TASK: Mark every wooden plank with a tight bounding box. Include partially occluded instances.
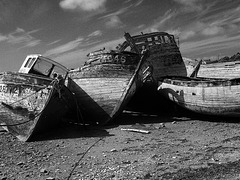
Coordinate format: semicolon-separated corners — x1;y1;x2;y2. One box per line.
121;128;150;134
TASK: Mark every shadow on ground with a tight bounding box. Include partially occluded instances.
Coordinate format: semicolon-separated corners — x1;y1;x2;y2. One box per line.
113;105;240;127
32;123;113;142
32;106;240;142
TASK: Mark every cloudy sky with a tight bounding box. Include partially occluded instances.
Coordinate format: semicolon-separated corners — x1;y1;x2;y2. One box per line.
0;0;239;71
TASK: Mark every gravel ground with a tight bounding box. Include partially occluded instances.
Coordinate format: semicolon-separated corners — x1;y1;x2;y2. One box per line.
1;110;240;180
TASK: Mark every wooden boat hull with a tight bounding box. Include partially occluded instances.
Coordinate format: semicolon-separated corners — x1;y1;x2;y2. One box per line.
148;43;187;81
115;32;188;113
119;32;188;83
158;76;240;117
0;72;77;141
197;61;240;79
67;53;149;125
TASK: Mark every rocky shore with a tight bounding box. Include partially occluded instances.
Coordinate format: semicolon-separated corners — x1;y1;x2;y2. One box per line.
1;111;240;180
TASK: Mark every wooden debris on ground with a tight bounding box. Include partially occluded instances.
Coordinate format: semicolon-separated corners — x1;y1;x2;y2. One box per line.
121;128;150;134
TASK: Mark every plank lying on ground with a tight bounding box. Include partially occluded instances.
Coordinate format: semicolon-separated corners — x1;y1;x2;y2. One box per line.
121;128;150;134
0;125;7;133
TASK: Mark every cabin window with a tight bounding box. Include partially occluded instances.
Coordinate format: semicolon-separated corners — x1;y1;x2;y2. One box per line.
164;36;171;43
24;57;37;68
51;66;67;79
24;58;32;67
32;59;53;76
159;36;165;43
28;58;36;68
147;38;152;42
153;36;161;44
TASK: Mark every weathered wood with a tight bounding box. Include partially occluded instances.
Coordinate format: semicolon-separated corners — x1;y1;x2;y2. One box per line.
68;49;149;125
0;56;78;141
190;60;202;78
68;31;189;124
121;128;150;134
197;61;240;79
158;76;240;117
119;32;188;83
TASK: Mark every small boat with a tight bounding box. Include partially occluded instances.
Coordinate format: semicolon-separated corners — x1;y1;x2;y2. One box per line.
0;55;79;141
158;76;240;117
67;32;151;125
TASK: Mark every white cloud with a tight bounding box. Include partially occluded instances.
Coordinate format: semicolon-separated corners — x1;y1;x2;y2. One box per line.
24;40;41;47
195;2;240;34
202;26;224;36
15;27;25;33
0;28;41;47
167;29;181;36
45;38;83;56
8;34;30;44
0;34;7;42
88;30;102;37
180;34;240;56
173;0;203;12
51;37;124;68
100;6;130;29
123;0;144;7
47;39;62;46
105;16;123;28
233;17;240;23
134;0;144;7
146;10;177;32
101;6;129;18
60;0;106;11
180;30;196;40
165;29;196;41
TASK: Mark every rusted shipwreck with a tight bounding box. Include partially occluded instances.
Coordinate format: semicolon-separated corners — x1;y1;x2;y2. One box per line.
158;76;240;117
0;55;78;141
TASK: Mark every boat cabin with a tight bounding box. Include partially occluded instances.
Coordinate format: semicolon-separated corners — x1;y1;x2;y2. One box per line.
119;32;177;53
18;54;69;80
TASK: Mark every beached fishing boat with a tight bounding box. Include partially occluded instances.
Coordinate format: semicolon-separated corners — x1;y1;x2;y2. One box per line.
184;53;240;79
196;61;240;79
0;55;78;141
118;31;188;83
67;32;151;125
118;31;192;113
158;76;240;117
